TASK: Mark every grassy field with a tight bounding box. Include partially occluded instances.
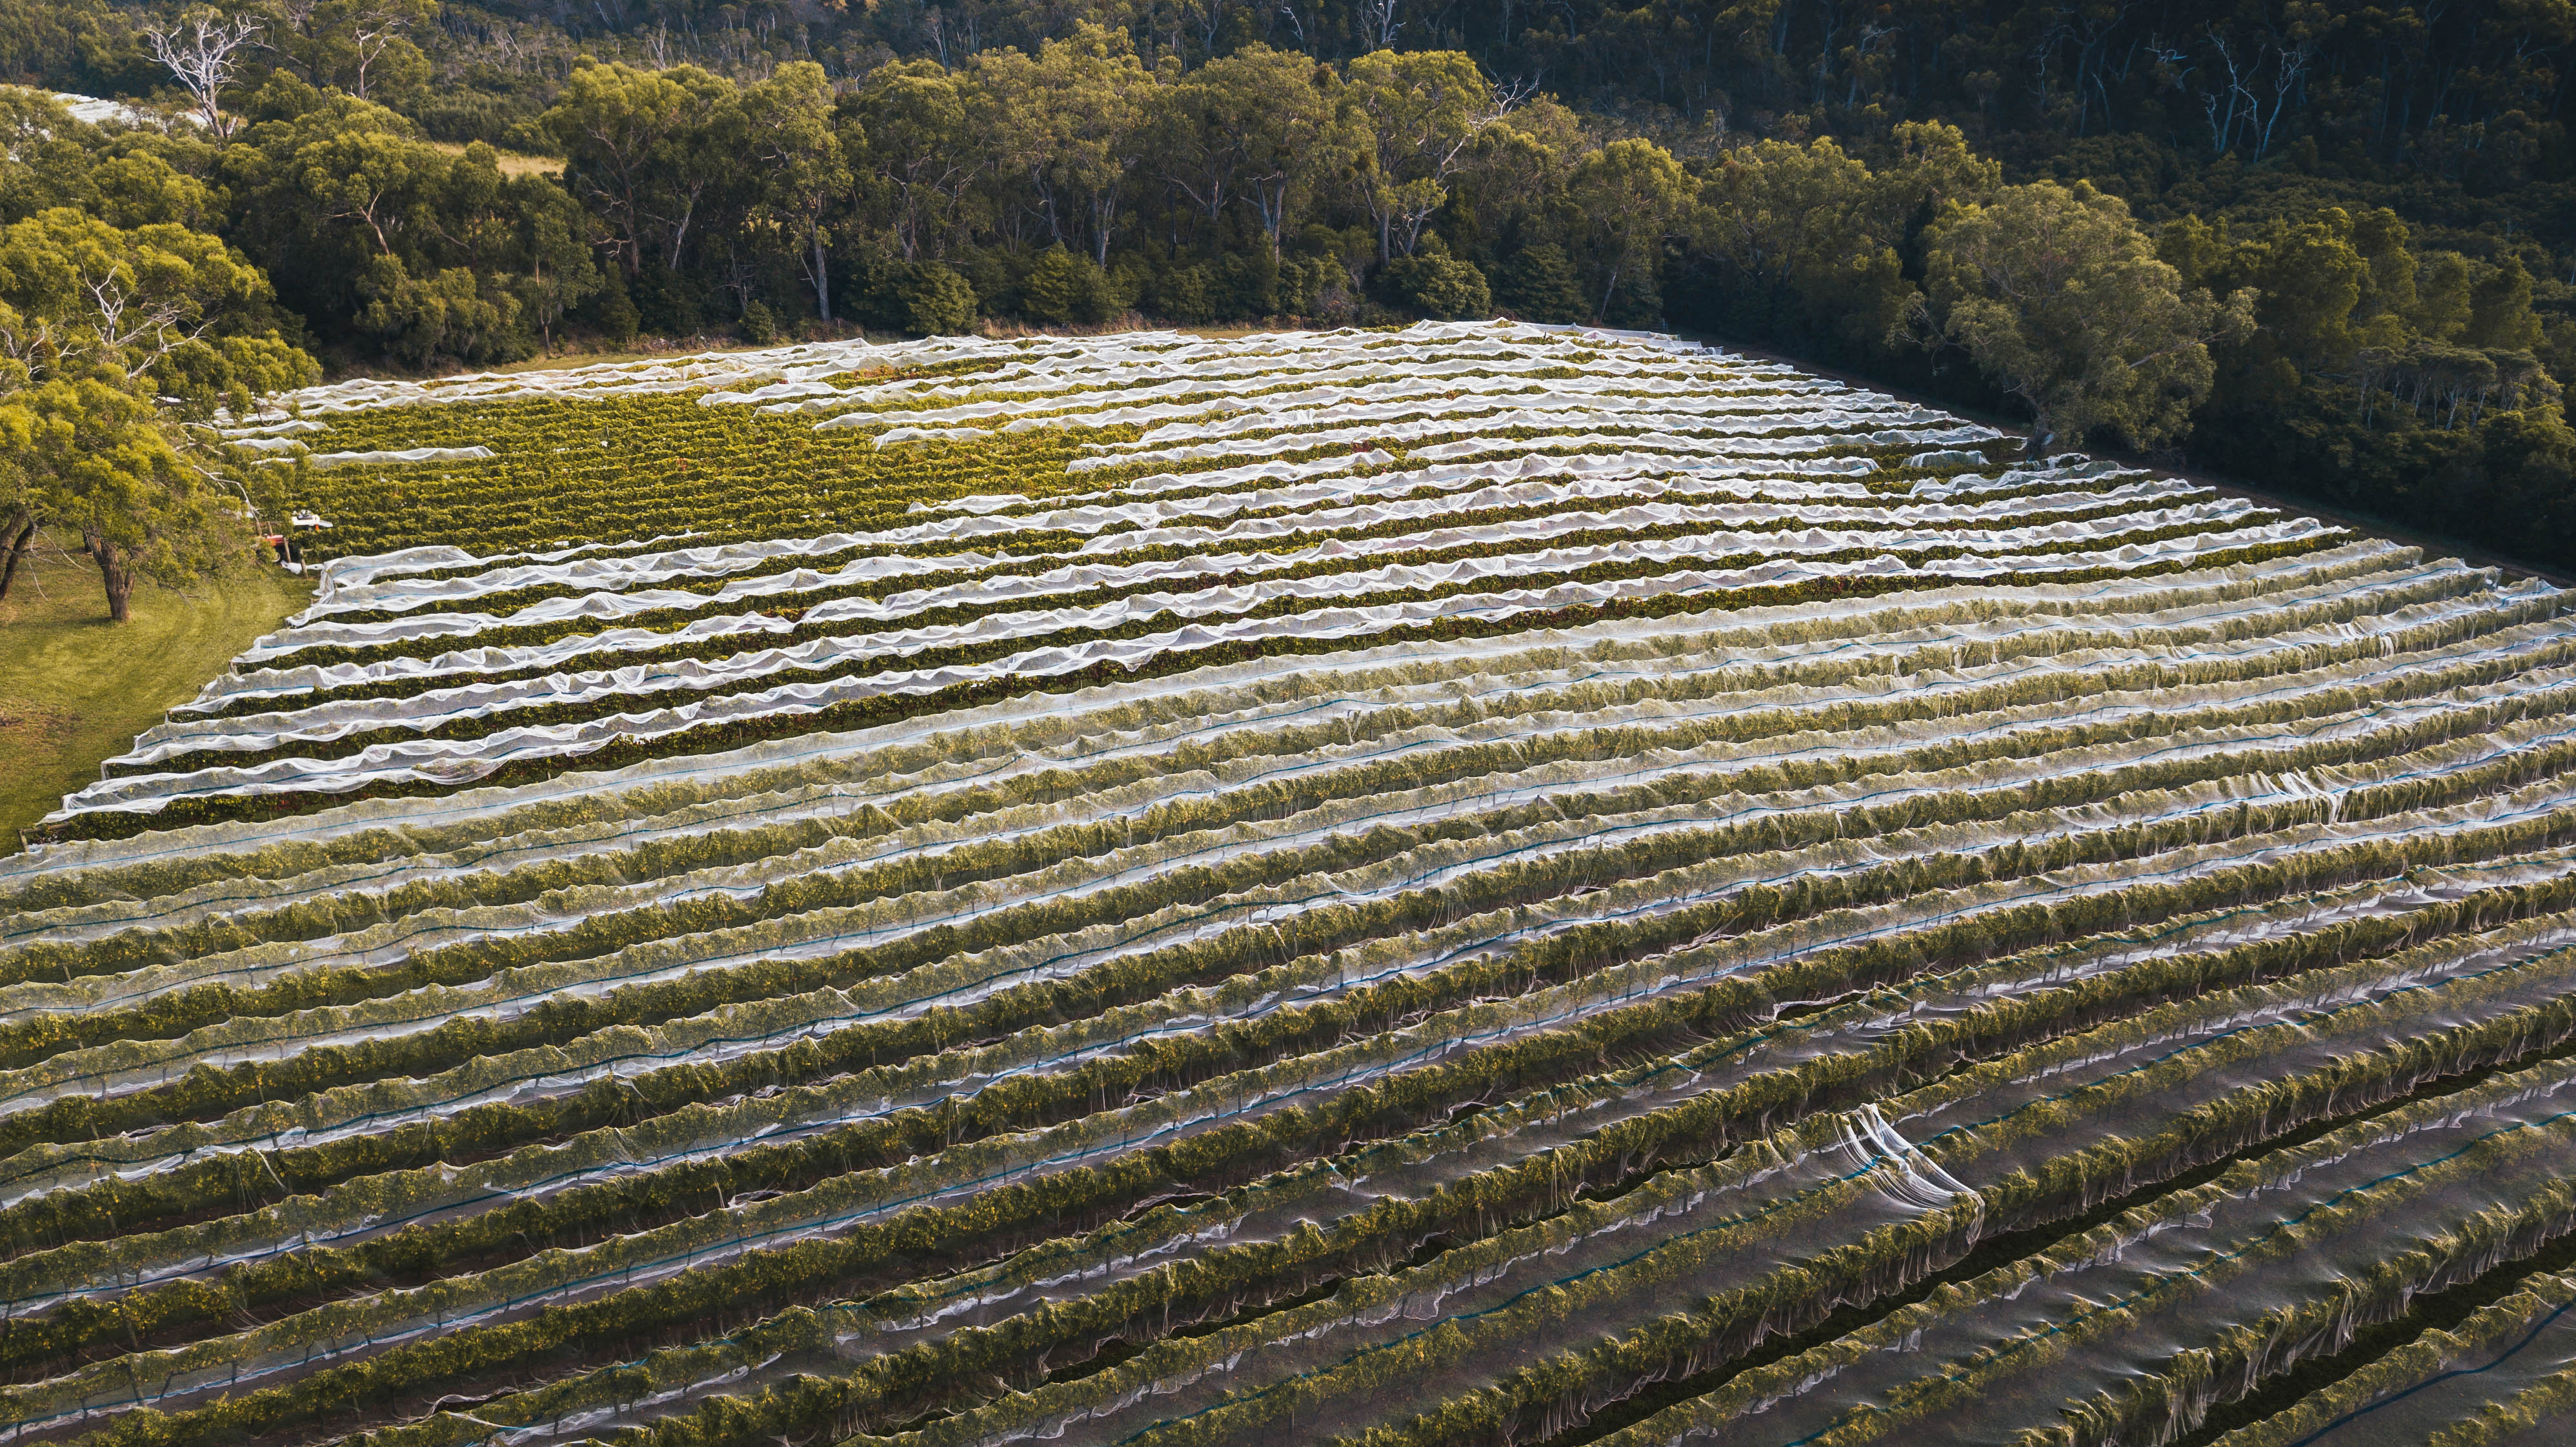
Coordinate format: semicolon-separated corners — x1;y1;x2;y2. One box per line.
0;540;312;852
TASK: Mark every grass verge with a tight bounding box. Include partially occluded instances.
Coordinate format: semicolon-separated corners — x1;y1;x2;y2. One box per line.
0;538;314;854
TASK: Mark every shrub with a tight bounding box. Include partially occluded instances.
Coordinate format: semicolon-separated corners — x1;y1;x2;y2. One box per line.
865;261;979;336
1020;247;1118;326
1374;239;1491;321
575;270;640;343
1151;263;1214;324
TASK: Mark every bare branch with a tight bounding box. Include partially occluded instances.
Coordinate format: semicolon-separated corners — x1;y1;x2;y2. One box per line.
1363;0;1402;50
140;10;263;137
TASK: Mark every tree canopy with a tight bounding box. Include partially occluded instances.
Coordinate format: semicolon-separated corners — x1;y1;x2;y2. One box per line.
0;200;314;619
1921;179;2255;458
0;0;2565;572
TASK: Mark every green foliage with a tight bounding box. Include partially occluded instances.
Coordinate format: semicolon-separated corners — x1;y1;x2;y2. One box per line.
738;61;848;322
2148;202;2572;558
217;88;597;366
255;0;435;107
532;59;738;283
1920;179;2254;456
1566;137;1693;325
1493;243;1586;323
10;0;2546;571
355;256;528;367
1373;236;1489;320
1154;43;1338;257
1680;121;2001;359
0;0;2566;572
579;267;639;342
864;258;978;336
969;24;1155;269
1017;245;1118;326
1343;49;1496;263
0;205;314;619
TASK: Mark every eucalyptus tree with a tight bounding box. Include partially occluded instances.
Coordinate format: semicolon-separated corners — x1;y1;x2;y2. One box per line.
845;59;978;263
1154;43;1340;257
535;60;741;279
1342;49;1498;262
1921;179;2254;458
972;23;1155;265
740;62;849;321
0;207;314;620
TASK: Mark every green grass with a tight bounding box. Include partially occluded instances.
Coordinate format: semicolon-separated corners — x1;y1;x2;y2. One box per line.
0;539;314;854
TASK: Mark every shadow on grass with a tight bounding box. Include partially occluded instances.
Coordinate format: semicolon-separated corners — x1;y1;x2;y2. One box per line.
0;539;314;855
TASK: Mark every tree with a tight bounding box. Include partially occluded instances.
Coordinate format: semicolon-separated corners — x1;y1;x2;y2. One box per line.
864;260;976;335
140;8;263;139
1449;94;1584;257
2160;208;2369;414
2391;253;2471;351
1565;137;1692;324
973;25;1153;265
355;256;523;365
0;210;314;620
1154;43;1337;258
86;152;221;232
34;369;219;623
0;209;282;392
221;88;589;365
1870;121;2002;228
1493;243;1585;323
510;183;601;354
1697;136;1872;336
1373;236;1488;319
740;63;849;321
288;121;434;256
0;400;36;603
1920;179;2255;458
1342;50;1498;262
846;61;976;263
2466;256;2544;352
1020;245;1122;325
259;0;436;101
1670;121;1997;356
220;87;432;305
536;61;740;279
0;90;105;223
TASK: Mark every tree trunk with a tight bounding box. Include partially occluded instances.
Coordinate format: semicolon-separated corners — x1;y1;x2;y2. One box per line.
811;223;832;322
86;534;134;623
0;514;34;603
2026;420;2055;461
101;562;133;622
667;189;700;272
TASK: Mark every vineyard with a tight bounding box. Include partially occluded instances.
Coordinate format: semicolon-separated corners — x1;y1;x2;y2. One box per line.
8;318;2576;1447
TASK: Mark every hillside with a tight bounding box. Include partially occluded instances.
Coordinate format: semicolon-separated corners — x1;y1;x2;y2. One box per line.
8;324;2576;1447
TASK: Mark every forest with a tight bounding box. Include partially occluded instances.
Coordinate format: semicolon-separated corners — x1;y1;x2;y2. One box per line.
0;0;2571;592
